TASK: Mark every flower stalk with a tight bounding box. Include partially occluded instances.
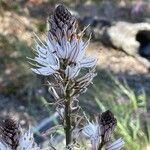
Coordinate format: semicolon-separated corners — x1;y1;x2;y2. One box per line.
27;4;124;150
0;3;125;150
98;137;105;150
63;78;72;145
65;95;71;145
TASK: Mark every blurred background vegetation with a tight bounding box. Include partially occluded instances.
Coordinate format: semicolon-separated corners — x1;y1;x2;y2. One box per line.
0;0;150;149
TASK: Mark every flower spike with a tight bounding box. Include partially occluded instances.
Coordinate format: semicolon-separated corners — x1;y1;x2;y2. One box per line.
0;118;40;150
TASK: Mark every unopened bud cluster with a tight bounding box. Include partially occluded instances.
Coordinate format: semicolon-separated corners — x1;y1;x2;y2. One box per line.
0;118;40;150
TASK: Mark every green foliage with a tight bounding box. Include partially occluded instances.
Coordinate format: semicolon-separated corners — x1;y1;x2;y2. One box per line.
34;22;46;33
92;72;150;150
0;34;40;96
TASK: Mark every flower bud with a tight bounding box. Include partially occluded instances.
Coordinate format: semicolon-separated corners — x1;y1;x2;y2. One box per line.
0;118;21;149
99;110;117;142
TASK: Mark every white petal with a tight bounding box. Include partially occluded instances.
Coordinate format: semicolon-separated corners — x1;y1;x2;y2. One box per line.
81;37;90;51
0;141;11;150
61;37;68;59
31;65;58;76
29;38;60;76
55;44;64;58
34;45;59;66
82;122;101;150
106;138;125;150
47;32;58;52
75;40;86;62
64;41;71;59
65;65;80;79
36;43;47;58
33;33;46;48
47;39;55;53
82;122;100;139
69;37;84;62
46;52;59;65
59;37;71;59
76;37;90;62
70;36;78;48
69;42;80;62
91;138;100;150
80;57;97;68
34;57;48;66
17;130;40;150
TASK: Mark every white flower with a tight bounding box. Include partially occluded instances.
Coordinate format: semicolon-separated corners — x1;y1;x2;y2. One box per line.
29;32;96;78
69;36;97;68
0;129;40;150
105;138;124;150
82;122;101;150
0;140;11;150
28;34;60;76
80;57;97;68
82;122;100;139
62;36;96;68
48;32;97;69
65;65;80;79
17;129;40;150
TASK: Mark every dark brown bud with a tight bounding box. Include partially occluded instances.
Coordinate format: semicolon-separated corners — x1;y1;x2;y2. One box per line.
0;118;21;149
49;4;78;41
100;110;117;127
99;110;117;142
54;5;72;26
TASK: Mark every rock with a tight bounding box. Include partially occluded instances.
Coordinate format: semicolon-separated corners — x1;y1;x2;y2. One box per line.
141;44;150;59
136;30;150;59
80;17;150;69
101;21;150;69
106;22;150;55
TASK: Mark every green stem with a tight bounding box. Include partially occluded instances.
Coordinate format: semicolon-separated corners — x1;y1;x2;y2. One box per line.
98;137;104;150
65;95;71;146
98;143;103;150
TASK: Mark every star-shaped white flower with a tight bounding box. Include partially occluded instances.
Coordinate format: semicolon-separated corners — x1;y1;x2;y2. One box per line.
48;32;97;69
17;129;40;150
0;128;40;150
82;122;101;150
105;138;124;150
28;34;60;76
0;141;11;150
